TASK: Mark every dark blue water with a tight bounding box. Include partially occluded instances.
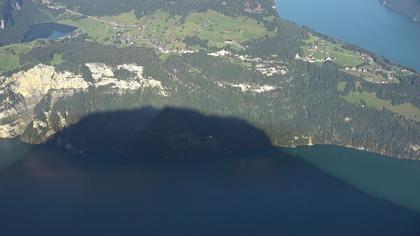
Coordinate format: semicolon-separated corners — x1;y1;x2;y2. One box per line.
2;3;420;234
23;22;76;42
0;140;420;235
276;0;420;71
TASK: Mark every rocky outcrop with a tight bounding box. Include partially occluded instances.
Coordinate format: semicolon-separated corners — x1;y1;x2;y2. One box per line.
86;63;167;95
0;63;167;140
0;64;88;138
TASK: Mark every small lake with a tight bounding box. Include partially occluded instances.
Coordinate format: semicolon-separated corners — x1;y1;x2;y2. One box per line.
276;0;420;71
22;22;76;42
1;139;420;235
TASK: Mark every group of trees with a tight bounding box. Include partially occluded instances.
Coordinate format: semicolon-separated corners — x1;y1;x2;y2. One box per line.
246;19;308;60
45;0;275;17
17;32;420;159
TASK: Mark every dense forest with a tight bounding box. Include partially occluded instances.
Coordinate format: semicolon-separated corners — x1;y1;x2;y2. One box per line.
0;0;419;159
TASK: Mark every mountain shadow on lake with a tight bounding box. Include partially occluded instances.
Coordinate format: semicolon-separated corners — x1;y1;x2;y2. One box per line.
2;139;420;235
2;108;420;235
44;107;272;159
22;22;76;42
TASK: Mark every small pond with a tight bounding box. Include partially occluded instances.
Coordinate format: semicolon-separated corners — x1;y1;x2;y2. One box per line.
22;22;76;42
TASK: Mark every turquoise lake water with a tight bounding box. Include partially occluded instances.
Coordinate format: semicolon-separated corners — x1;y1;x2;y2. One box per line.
0;140;419;235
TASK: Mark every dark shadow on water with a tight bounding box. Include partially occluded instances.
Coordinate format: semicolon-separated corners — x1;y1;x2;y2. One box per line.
0;107;420;236
43;106;272;160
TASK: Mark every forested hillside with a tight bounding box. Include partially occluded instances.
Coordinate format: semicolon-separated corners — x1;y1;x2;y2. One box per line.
0;0;49;45
0;0;419;159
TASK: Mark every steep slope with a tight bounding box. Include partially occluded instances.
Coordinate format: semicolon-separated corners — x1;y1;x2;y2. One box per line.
0;0;49;45
0;0;419;159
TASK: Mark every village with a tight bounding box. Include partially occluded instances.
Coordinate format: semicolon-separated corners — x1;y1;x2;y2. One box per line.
42;0;274;53
208;49;289;77
296;35;406;84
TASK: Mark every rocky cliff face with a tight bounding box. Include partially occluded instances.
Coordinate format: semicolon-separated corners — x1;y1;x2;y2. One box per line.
0;63;168;143
1;61;419;160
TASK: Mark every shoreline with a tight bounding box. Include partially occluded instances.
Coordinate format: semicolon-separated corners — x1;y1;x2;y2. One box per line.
379;0;420;24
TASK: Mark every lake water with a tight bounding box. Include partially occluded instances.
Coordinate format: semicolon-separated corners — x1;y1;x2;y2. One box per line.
276;0;420;71
0;139;420;235
1;2;420;234
22;22;76;42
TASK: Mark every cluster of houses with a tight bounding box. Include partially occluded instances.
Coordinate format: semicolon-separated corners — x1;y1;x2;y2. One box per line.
344;53;401;84
295;42;336;64
295;53;334;64
209;49;289;77
345;66;368;73
157;46;196;55
295;39;402;84
349;52;400;83
244;0;264;13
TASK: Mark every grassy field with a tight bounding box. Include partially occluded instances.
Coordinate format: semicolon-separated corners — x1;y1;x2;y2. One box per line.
390;104;420;122
0;42;39;74
337;82;347;92
302;35;364;68
101;10;139;25
59;18;118;44
185;10;270;46
61;10;271;50
344;70;386;83
333;49;364;68
263;15;276;22
343;91;420;121
137;9;271;49
0;47;19;73
343;91;392;108
50;53;64;65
